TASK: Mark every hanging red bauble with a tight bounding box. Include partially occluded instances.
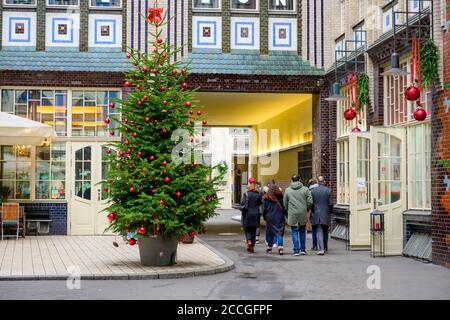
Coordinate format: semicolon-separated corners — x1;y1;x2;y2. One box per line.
176;191;182;199
136;84;142;90
153;48;158;53
108;103;115;109
189;110;194;115
137;101;143;106
137;151;142;157
130;187;135;193
162;100;168;106
159;61;164;66
181;82;188;89
103;187;108;192
123;118;129;124
131;163;136;169
151;189;157;194
172;69;177;75
414;107;427;121
128;238;136;246
125;128;129;132
197;111;202;115
159;199;165;205
351;127;361;133
160;85;166;91
202;120;207;126
152;68;158;74
132;132;138;137
162;53;167;59
106;149;111;154
157;37;163;44
107;212;116;221
104;118;110;124
138;227;146;235
142;66;148;73
185;101;192;107
145;117;150;123
181;68;186;75
405;85;421;101
124;140;129;145
118;150;124;156
109;131;115;136
127;148;132;154
190;136;194;143
192;162;197;167
143;95;148;101
164;177;171;183
343;108;357;121
124;81;131;87
162;128;167;134
162;160;168;166
149;155;155;161
126;52;131;59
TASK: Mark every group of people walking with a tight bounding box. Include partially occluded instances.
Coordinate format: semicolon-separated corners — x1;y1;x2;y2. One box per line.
239;174;333;256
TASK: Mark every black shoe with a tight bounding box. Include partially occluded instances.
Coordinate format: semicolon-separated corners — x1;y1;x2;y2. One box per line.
311;247;318;251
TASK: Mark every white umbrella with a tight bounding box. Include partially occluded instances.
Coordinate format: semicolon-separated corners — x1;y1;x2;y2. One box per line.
0;112;56;145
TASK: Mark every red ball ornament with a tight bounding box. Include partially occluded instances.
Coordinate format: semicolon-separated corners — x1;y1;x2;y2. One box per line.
159;61;164;66
160;85;166;91
106;149;111;154
138;227;146;235
153;48;158;53
137;101;143;106
181;68;186;75
136;84;142;90
181;82;188;89
343;108;357;121
108;103;115;109
151;189;157;194
107;212;116;222
145;117;150;123
162;100;168;106
157;37;163;44
132;132;138;137
185;101;192;107
172;69;178;75
162;53;167;59
414;107;427;121
142;66;148;72
164;177;171;183
126;52;131;59
104;118;110;124
176;191;182;199
143;95;149;101
131;163;136;169
189;111;194;115
118;150;124;157
192;162;197;167
162;160;168;166
152;68;158;74
123;118;129;124
124;128;129;132
128;238;136;246
109;131;115;136
127;148;132;154
137;151;142;157
130;187;135;193
162;128;167;134
202;120;207;126
124;140;129;145
405;85;421;101
197;111;202;115
124;81;131;87
159;199;165;205
149;155;155;161
103;187;109;192
351;127;361;133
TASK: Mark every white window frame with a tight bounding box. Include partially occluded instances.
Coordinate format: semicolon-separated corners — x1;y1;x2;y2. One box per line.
353;23;366;49
409;0;430;12
46;0;80;8
337;84;367;138
268;0;296;14
0;145;33;200
230;0;259;12
382;2;399;33
3;0;36;7
35;142;67;200
337;139;350;205
192;0;221;12
89;0;122;9
335;37;345;60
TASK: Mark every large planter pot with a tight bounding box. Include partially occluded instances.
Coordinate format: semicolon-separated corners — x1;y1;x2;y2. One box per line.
137;235;178;266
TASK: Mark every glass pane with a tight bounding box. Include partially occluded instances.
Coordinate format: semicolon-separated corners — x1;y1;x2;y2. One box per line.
392;158;401;181
378;182;389;205
51;162;65;180
16;162;30;180
391;181;401;203
96;91;107;106
1;90;14;113
91;0;121;7
36;146;51;161
83;162;91;180
378;159;389;181
36;161;50;180
269;0;294;10
51;143;66;161
15;90;27;103
36;180;50;199
5;0;36;3
1;146;14;161
83;146;91;161
75;161;83;180
75;181;82;198
0;162;15;179
16;181;30;199
231;0;257;10
0;181;14;199
82;181;92;200
51;181;65;199
391;136;401;157
48;0;79;5
75;149;83;161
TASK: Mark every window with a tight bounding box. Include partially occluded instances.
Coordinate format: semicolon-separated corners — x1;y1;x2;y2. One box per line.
353;24;366;49
74;146;92;201
335;37;345;60
231;0;258;11
384;58;432;126
4;0;35;5
409;0;430;12
0;146;31;199
1;89;68;136
47;0;79;6
71;90;120;137
337;85;367;138
377;132;402;205
357;137;370;205
298;144;312;184
407;124;431;209
193;0;220;10
90;0;121;8
36;143;66;200
269;0;295;12
337;140;349;204
383;2;399;33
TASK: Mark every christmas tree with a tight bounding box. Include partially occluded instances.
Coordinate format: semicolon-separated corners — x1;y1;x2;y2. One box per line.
102;4;227;246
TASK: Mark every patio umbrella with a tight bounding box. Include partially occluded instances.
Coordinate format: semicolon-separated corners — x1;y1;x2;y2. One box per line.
0;112;56;145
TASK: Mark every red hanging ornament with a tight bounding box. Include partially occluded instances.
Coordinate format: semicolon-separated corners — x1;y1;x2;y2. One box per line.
351;127;361;133
164;177;171;184
197;111;202;115
124;81;131;87
343;108;356;121
185;101;192;107
132;132;138;137
127;148;132;154
159;199;165;206
189;110;194;115
109;131;115;136
108;103;115;109
405;37;421;102
138;227;146;235
162;53;167;59
143;95;149;101
160;85;166;91
405;85;420;101
136;84;142;90
137;101;143;106
162;160;168;166
118;150;124;157
130;187;135;193
107;212;116;221
176;191;182;199
126;52;131;59
131;163;136;169
162;100;168;106
104;118;110;124
414;107;427;121
123;118;129;124
103;187;108;192
124;140;129;145
171;69;178;75
106;149;111;155
137;151;142;157
181;68;186;75
181;82;188;89
149;155;155;161
162;128;167;134
148;7;163;25
128;238;136;246
202;120;207;126
145;117;150;123
142;66;148;73
152;68;158;74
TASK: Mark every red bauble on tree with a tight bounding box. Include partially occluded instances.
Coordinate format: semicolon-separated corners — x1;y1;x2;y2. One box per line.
405;85;421;101
162;128;167;134
159;199;165;206
143;95;148;101
142;66;148;73
124;81;131;87
124;140;129;145
157;37;163;44
108;103;115;109
176;191;182;199
123;118;129;124
137;151;142;157
137;101;143;106
197;111;202;115
107;212;117;222
351;127;361;133
130;187;135;193
126;52;131;59
128;238;137;246
104;187;109;192
414;107;427;121
164;177;171;184
104;118;110;124
162;160;168;166
160;85;166;92
181;68;186;75
202;120;207;126
132;132;138;137
162;100;168;106
118;150;124;157
145;117;150;123
185;101;192;107
138;226;146;235
149;155;155;161
172;69;178;75
106;149;111;155
181;82;188;89
136;84;142;90
343;108;357;121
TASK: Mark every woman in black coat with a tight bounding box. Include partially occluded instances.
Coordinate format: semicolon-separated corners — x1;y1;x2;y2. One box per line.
263;185;286;255
240;183;262;253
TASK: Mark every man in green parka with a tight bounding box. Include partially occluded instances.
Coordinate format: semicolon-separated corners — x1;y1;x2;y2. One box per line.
283;174;313;256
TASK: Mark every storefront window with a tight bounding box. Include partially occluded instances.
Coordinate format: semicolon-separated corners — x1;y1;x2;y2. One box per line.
269;0;295;11
193;0;220;10
47;0;79;6
384;58;432;126
231;0;258;10
1;89;68;136
337;85;367;138
90;0;121;7
407;124;431;209
337;140;349;204
377;133;402;205
4;0;35;5
72;90;120;137
357;137;370;205
36;143;66;200
0;146;31;199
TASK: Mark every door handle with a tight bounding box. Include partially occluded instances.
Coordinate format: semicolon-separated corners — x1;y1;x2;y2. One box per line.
97;189;101;201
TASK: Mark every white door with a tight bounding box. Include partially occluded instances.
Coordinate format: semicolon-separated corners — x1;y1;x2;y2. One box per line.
370;126;406;255
70;142;111;235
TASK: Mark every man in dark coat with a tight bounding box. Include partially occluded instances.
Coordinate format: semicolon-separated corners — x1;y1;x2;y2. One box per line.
310;176;333;255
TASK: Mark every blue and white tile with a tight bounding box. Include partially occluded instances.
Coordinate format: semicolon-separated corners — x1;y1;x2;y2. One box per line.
2;11;36;47
46;13;80;47
192;16;222;49
88;14;122;48
269;18;297;51
231;17;259;50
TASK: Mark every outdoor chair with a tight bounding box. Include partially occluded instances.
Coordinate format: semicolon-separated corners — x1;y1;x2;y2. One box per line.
1;203;20;240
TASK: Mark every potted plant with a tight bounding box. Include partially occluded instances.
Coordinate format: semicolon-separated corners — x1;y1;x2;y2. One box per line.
102;4;226;266
0;186;10;204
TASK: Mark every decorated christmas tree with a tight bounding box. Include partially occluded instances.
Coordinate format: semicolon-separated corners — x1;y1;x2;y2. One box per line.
102;4;226;247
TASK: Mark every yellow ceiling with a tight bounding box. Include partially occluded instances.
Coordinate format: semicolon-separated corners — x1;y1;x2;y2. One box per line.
195;92;313;126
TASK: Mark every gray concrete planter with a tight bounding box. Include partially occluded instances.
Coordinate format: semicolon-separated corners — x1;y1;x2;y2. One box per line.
138;235;178;266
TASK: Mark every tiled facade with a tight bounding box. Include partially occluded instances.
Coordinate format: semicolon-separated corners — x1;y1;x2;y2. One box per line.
21;202;68;235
